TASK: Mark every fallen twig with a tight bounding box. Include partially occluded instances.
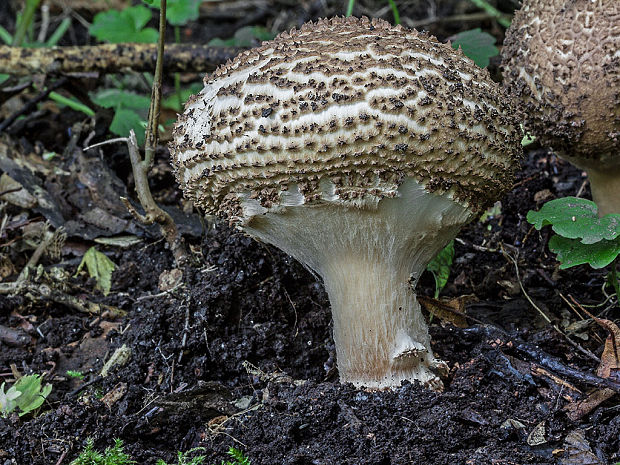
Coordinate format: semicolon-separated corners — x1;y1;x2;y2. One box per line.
463;324;620;393
0;77;67;132
0;43;243;76
501;244;601;364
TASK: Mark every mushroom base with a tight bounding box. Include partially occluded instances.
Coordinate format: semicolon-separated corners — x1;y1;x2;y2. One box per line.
242;179;473;389
586;166;620;217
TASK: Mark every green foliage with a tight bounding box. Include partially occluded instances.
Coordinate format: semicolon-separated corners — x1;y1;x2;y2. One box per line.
71;439;134;465
208;26;275;48
92;89;152;145
547;235;620;270
156;447;207;465
0;375;52;418
66;370;85;380
162;82;203;112
155;447;250;465
450;28;498;68
147;0;201;26
527;197;620;299
527;198;620;246
76;247;117;296
224;447;250;465
426;241;455;298
90;5;158;43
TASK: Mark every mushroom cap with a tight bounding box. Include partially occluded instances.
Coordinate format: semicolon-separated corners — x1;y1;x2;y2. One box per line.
501;0;620;169
171;16;520;221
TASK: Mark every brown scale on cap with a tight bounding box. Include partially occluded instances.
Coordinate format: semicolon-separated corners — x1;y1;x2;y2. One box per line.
170;17;520;389
502;0;620;215
171;16;519;220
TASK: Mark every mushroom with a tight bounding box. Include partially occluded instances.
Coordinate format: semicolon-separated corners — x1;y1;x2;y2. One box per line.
170;17;521;389
501;0;620;216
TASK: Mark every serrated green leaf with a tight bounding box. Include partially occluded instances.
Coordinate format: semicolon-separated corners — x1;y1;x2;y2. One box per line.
90;6;158;43
76;247;117;296
110;108;147;146
527;197;620;244
549;235;620;269
12;375;52;416
426;240;455;298
147;0;201;26
450;28;498;68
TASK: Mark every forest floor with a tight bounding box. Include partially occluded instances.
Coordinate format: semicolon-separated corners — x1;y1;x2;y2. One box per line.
0;1;618;464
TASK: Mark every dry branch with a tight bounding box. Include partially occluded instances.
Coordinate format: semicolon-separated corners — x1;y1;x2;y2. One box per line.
0;43;243;76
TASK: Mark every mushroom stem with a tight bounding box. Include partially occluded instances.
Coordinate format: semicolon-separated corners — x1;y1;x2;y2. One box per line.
586;166;620;216
243;179;472;388
322;253;437;388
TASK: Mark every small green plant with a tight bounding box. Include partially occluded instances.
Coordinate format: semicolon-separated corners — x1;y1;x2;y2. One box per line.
156;447;207;465
75;247;117;296
208;26;275;48
66;370;85;380
426;240;455;298
527;197;620;299
450;28;499;68
155;447;250;465
90;5;158;43
71;439;134;465
0;374;52;418
221;448;251;465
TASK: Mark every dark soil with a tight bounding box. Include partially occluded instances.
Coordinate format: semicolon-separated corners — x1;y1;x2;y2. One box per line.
0;1;618;465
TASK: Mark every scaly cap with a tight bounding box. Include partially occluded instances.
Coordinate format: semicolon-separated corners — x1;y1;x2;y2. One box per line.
502;0;620;169
171;17;520;221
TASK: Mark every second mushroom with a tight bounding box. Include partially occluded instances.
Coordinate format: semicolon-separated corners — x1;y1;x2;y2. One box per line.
171;17;521;389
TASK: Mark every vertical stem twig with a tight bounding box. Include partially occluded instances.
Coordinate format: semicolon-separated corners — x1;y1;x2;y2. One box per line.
124;0;188;266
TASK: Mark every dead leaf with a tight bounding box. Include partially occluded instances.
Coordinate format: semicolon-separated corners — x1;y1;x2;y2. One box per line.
593;318;620;380
0;173;36;208
418;295;475;328
564;388;615;422
527;420;546;446
159;268;183;292
101;382;128;408
560;429;604;465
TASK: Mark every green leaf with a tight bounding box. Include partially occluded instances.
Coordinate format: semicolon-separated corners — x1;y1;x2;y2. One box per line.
76;247;117;296
426;240;455;298
12;375;52;416
450;28;499;68
162;82;203;111
45;17;71;46
90;6;158;43
0;25;13;45
147;0;201;26
549;235;620;269
209;26;275;48
527;197;620;244
92;89;151;110
110;109;147;145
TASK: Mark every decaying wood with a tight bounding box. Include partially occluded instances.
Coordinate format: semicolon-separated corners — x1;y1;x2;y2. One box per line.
0;43;243;76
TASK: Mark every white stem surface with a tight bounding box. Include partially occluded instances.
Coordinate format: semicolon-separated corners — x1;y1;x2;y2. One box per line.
242;179;473;388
